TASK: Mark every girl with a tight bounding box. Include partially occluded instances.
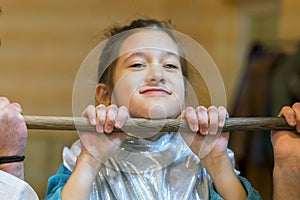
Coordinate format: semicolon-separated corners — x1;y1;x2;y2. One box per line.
46;19;260;200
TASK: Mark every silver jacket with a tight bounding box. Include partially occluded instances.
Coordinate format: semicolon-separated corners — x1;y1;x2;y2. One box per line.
63;133;238;200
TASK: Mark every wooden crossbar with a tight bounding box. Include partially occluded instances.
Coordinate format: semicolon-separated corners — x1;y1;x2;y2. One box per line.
24;116;296;133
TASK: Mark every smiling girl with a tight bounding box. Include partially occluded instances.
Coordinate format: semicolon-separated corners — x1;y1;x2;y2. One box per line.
45;19;261;200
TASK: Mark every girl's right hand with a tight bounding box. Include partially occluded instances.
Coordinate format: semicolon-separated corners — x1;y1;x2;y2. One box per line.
62;104;129;199
78;104;129;168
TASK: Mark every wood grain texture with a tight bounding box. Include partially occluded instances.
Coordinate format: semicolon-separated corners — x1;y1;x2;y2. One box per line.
24;115;296;132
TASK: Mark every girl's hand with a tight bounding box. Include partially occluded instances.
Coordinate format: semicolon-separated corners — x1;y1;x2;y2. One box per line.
62;104;129;199
78;104;129;168
179;106;247;199
179;106;229;160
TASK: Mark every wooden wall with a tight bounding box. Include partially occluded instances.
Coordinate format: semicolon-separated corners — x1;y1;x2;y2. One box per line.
280;0;300;40
1;0;298;198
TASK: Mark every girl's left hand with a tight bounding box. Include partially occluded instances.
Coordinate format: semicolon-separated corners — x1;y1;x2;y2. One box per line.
179;106;247;200
178;106;229;160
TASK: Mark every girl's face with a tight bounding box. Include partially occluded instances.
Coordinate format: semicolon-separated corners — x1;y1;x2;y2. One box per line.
111;30;185;119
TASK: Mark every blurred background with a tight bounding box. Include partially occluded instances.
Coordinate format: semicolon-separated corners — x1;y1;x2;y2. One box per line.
1;0;299;199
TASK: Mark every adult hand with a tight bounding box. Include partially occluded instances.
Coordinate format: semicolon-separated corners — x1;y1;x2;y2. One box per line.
271;103;300;200
271;103;300;166
0;97;27;157
0;97;27;179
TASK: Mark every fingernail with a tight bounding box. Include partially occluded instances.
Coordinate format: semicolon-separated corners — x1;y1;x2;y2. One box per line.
106;125;112;133
115;121;122;129
219;120;225;127
201;128;208;135
97;126;103;133
192;124;198;132
290;117;296;125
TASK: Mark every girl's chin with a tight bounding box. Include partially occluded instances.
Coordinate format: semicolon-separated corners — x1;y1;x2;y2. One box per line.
127;100;182;119
130;109;180;119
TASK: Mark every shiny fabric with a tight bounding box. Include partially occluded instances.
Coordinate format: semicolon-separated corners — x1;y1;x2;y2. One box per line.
63;132;239;200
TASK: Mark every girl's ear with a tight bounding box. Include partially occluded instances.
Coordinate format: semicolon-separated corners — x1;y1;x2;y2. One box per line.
95;83;111;106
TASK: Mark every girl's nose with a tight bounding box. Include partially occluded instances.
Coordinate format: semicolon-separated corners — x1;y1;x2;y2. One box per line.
145;64;166;85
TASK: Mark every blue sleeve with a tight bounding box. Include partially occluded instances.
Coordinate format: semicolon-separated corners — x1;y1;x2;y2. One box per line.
44;164;72;200
209;176;262;200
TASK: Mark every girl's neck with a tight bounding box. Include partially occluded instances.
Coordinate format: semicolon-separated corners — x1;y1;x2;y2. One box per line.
121;132;177;152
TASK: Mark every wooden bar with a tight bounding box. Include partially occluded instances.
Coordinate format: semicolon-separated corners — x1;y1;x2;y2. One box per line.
24;115;297;133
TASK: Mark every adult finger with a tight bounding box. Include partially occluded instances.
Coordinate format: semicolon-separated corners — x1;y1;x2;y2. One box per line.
0;97;10;109
279;106;296;127
9;102;23;114
292;103;300;133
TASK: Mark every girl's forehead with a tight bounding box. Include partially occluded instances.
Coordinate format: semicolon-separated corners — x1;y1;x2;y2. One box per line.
119;30;179;56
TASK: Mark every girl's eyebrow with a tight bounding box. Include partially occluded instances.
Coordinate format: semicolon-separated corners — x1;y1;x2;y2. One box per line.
123;52;147;63
123;50;179;63
162;51;180;59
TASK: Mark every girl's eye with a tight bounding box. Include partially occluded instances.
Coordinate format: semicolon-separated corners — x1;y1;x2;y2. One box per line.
129;63;145;68
164;64;178;69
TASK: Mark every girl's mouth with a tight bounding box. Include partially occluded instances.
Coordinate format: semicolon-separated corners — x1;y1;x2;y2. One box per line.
139;87;171;95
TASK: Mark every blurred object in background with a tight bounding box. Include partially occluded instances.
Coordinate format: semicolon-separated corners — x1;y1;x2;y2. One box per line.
229;39;299;200
230;41;277;200
271;41;300;116
228;1;300;198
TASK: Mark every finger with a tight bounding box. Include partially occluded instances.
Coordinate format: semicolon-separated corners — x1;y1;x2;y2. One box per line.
82;105;97;125
177;110;185;119
279;106;296;126
207;106;218;135
292;103;300;132
196;106;208;135
7;103;24;122
0;97;10;109
9;102;22;113
185;107;198;132
115;106;129;129
104;105;118;133
96;104;106;133
218;106;228;128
